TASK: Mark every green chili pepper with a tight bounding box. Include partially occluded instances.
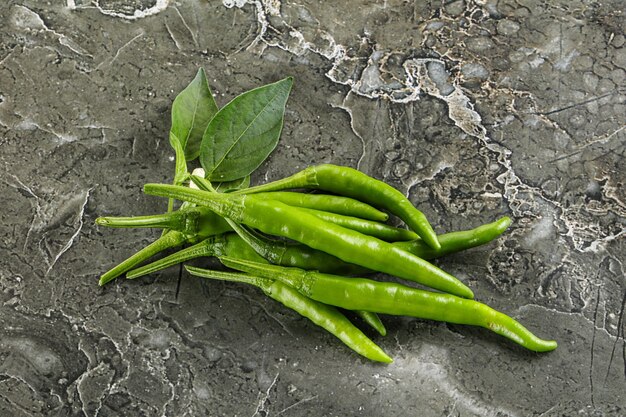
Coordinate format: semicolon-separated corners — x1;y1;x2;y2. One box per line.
187;174;405;242
248;191;388;222
298;208;418;242
186;266;392;362
143;184;474;298
229;218;512;277
224;222;365;275
217;257;558;353
231;164;441;250
395;216;512;259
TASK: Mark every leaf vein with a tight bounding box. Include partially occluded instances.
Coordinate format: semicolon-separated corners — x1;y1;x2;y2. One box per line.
207;86;285;178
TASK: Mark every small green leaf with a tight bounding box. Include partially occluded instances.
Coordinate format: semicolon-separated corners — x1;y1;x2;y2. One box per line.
171;68;219;161
200;77;293;182
213;175;251;193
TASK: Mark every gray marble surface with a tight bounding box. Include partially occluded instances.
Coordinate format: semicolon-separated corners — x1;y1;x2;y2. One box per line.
1;1;625;416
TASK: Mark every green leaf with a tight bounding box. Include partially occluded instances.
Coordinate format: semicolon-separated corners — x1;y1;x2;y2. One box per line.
170;68;219;161
200;77;293;182
213;175;251;193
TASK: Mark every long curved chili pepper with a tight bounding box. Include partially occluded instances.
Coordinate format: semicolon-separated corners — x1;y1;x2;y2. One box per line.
185;266;392;363
217;257;558;353
143;184;474;298
249;191;388;222
185;175;402;242
231;164;441;250
394;216;512;259
188;174;387;224
299;208;418;241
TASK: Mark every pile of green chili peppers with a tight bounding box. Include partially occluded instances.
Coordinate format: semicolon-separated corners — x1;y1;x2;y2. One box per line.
96;164;557;363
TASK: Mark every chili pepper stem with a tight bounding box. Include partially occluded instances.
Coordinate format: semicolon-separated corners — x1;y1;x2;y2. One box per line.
226;220;283;263
98;230;188;286
185;265;273;292
126;236;220;279
127;233;270;279
231;166;318;195
96;213;180;229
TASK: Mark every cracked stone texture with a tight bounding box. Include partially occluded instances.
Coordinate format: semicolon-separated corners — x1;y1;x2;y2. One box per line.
0;0;624;415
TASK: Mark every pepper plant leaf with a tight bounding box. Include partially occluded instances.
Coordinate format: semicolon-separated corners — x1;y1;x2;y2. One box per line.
200;77;293;182
170;68;218;161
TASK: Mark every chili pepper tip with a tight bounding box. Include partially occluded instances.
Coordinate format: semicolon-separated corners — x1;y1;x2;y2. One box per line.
497;216;512;232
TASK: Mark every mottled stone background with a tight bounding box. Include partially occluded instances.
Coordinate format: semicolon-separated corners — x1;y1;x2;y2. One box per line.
1;1;624;416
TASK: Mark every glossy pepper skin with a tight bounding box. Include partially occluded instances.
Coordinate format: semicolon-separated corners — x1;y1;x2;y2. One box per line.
298;208;418;242
185;266;392;363
249;191;388;222
231;164;441;250
143;183;474;299
219;257;558;353
355;311;387;336
395;216;512;259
